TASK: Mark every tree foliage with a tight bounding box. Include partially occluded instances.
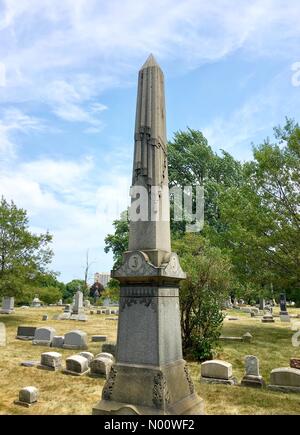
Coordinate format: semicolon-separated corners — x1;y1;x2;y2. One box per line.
173;234;232;361
0;197;53;297
216;120;300;301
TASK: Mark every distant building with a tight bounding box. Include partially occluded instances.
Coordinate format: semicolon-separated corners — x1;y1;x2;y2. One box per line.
94;272;111;288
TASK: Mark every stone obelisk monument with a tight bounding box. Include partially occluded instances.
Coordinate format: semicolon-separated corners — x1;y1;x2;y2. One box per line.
93;54;204;415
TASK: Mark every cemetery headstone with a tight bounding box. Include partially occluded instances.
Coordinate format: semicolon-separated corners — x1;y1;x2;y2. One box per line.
39;352;62;371
32;327;56;346
200;360;237;385
14;386;38;407
20;361;39;368
0;296;15;314
279;293;290;322
64;354;90;376
63;330;88;350
92;335;107;342
241;355;265;388
90;356;113;378
52;336;64;348
261;313;275;323
72;291;84;315
268;368;300;393
16;326;37;340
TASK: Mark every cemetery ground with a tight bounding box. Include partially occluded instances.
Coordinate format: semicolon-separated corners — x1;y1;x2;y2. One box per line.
1;307;300;415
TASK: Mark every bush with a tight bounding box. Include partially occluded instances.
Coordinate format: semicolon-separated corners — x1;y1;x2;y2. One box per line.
173;234;232;361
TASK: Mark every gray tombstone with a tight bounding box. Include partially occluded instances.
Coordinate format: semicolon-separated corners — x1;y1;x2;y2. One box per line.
15;386;38;407
0;296;14;314
90;356;113;378
72;291;84;315
241;355;265;388
39;352;62;371
63;330;88;350
32;327;56;346
64;354;90;376
52;336;64;348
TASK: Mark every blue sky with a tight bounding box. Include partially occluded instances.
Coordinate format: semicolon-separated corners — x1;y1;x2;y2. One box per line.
0;0;299;283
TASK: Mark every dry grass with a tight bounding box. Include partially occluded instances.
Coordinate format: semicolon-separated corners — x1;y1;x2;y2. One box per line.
1;306;300;415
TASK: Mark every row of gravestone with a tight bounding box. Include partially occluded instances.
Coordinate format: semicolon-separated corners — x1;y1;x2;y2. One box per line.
0;294;94;315
15;352;114;408
16;326;109;349
200;357;300;393
31;350;115;377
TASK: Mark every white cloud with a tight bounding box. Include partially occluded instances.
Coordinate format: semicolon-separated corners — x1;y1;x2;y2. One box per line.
203;68;300;160
0;108;42;158
43;78;107;128
0;151;130;281
0;62;6;86
1;0;299;104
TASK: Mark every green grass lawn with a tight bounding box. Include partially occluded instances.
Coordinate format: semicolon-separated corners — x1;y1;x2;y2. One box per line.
1;306;300;414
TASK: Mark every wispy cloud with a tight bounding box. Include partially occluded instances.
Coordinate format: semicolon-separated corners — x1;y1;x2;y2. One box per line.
203;68;300;160
0;108;42;158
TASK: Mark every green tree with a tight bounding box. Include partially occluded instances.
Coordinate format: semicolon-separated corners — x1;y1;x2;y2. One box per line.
0;197;53;297
217;119;300;302
64;279;87;302
104;211;129;268
173;234;232;361
168;128;242;233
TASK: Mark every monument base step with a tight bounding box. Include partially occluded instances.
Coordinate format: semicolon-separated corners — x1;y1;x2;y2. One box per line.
241;375;265;388
92;394;205;415
63;368;90;377
200;376;237;385
267;384;300;394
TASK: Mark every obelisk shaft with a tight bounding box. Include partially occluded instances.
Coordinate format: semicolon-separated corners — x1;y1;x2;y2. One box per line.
129;54;171;265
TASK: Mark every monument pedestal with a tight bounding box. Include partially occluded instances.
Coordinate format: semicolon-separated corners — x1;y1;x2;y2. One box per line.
92;360;204;415
92;251;204;415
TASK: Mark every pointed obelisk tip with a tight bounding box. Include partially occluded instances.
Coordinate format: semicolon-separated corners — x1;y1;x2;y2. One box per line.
141;53;159;69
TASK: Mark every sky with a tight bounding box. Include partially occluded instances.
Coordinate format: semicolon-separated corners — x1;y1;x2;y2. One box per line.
0;0;299;283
